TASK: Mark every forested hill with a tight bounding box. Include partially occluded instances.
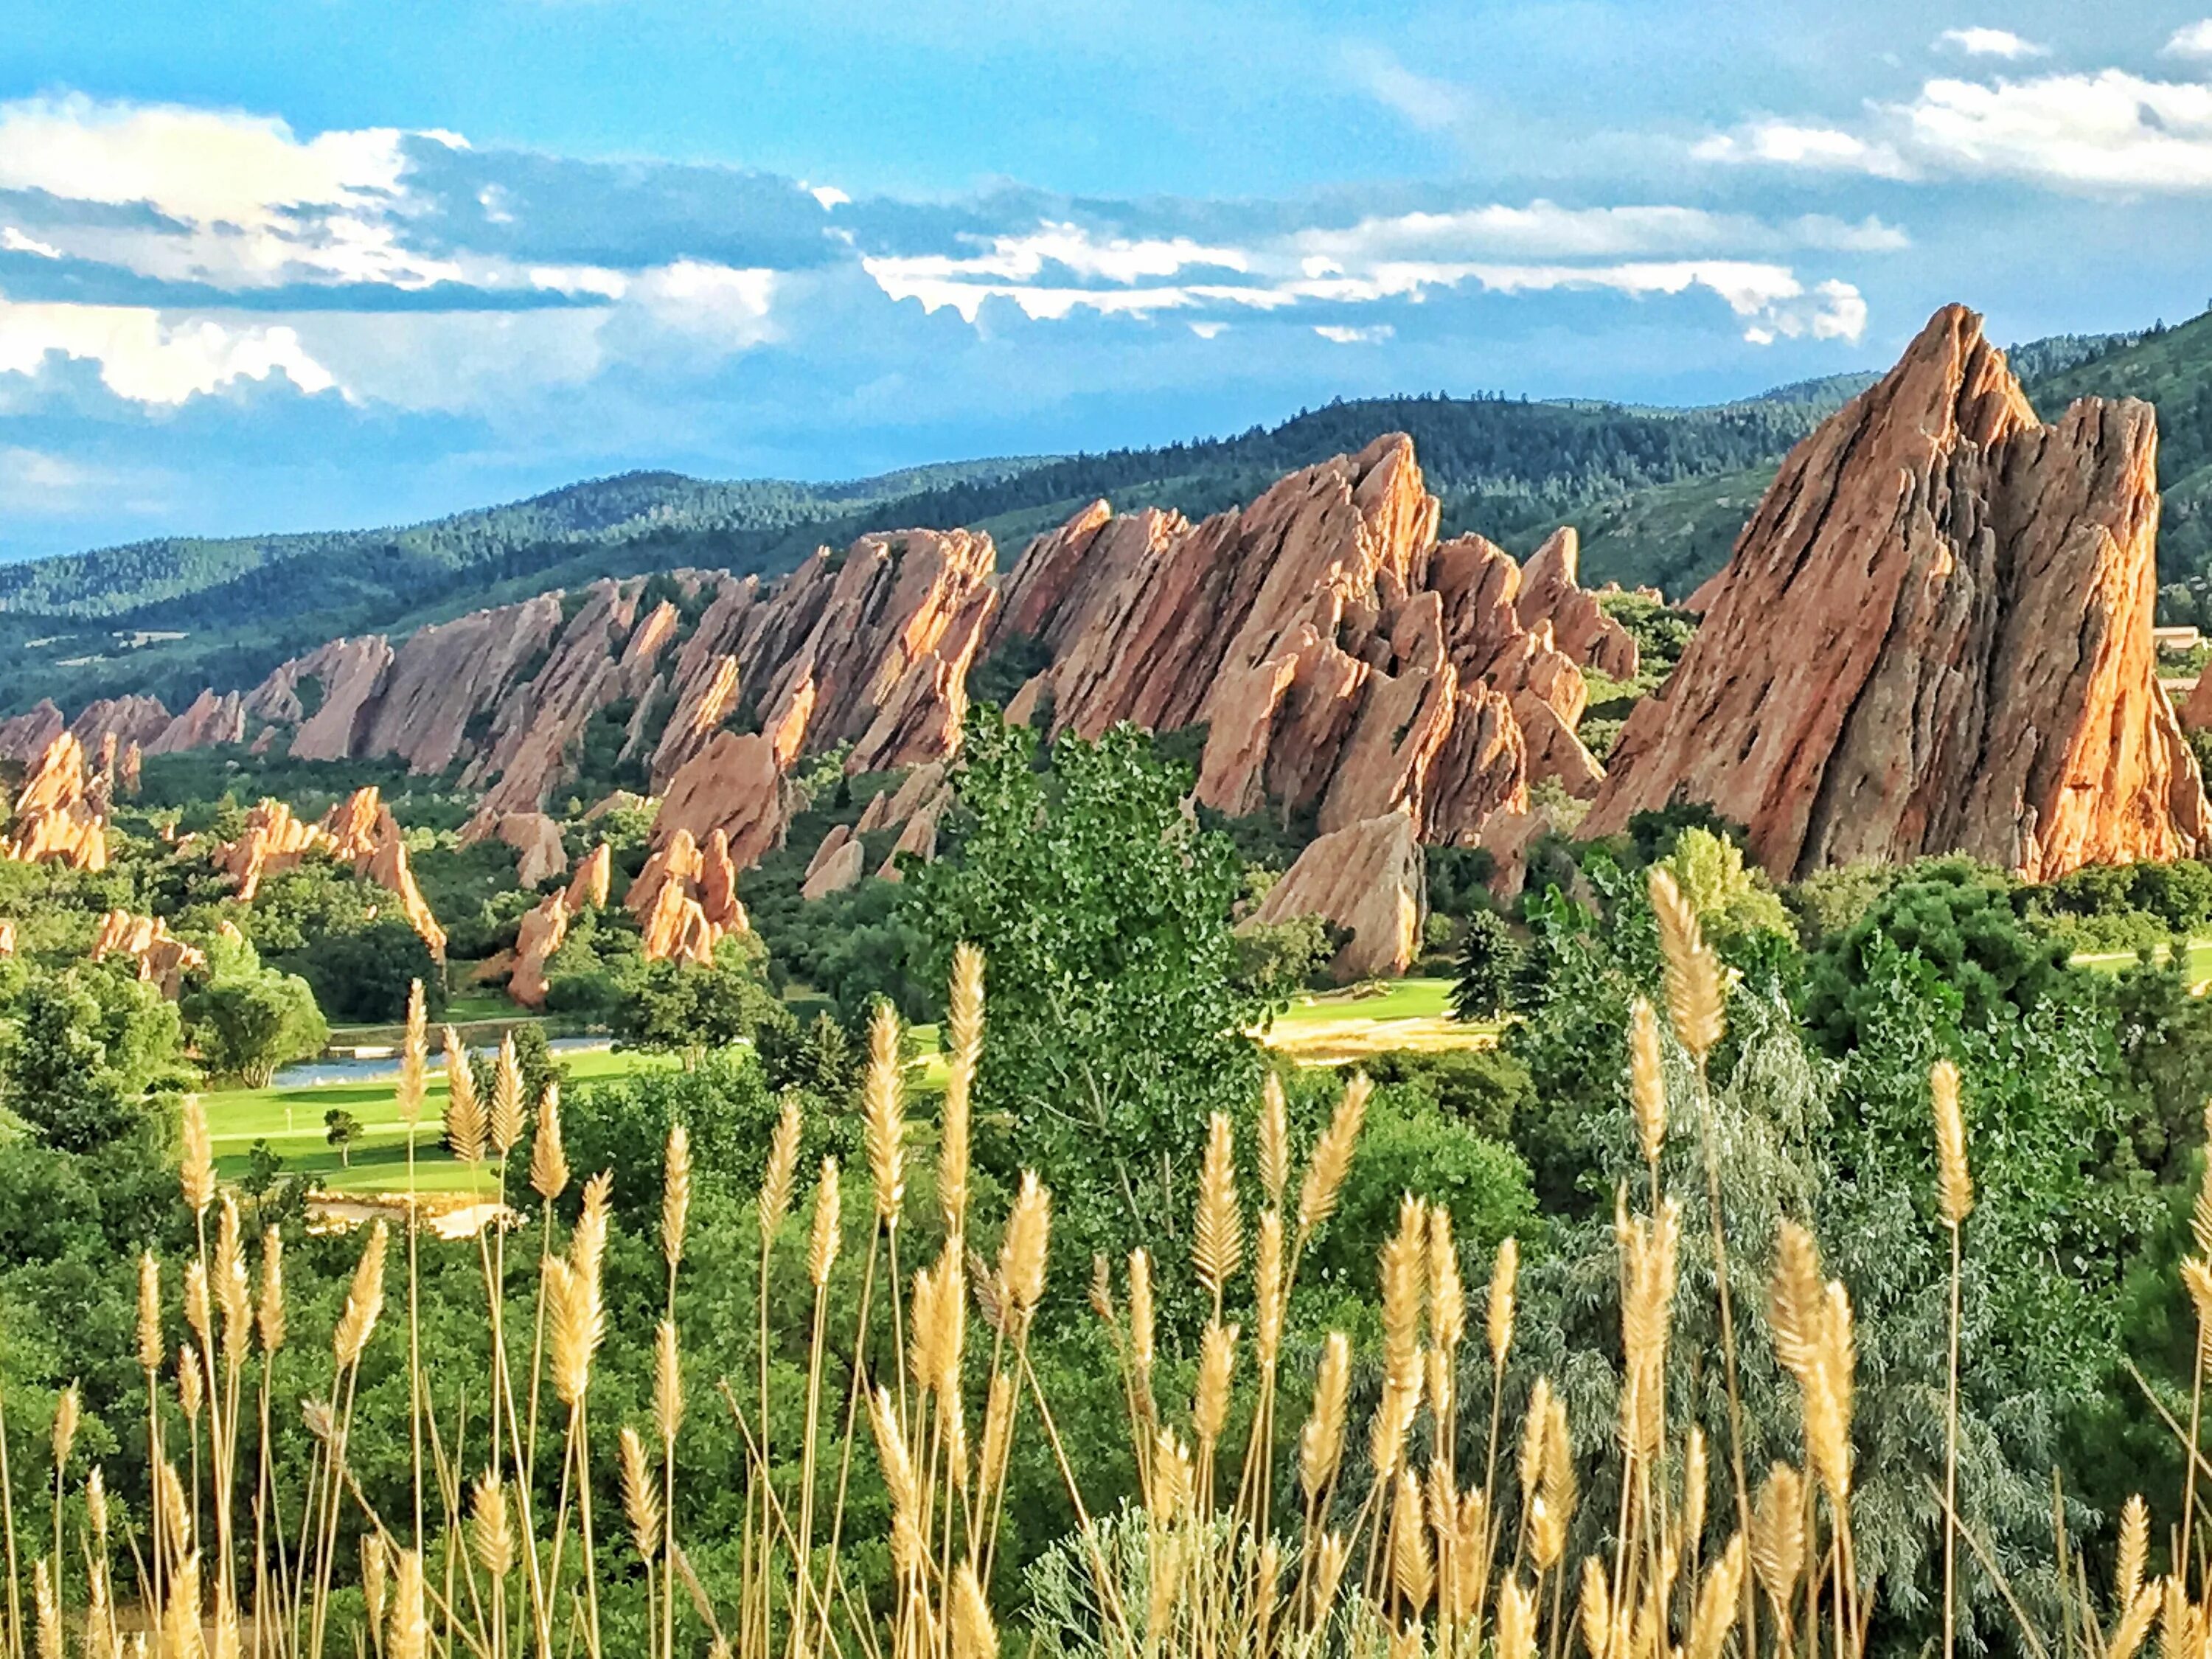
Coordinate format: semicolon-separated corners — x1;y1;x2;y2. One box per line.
6;319;2203;716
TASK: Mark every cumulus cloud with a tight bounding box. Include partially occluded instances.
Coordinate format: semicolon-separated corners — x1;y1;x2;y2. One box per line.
0;296;335;403
2166;19;2212;57
1935;27;2048;58
1694;121;1916;178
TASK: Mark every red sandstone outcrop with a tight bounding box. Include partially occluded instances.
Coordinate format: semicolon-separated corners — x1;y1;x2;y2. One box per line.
509;891;569;1008
1241;808;1426;982
466;812;568;887
566;844;611;910
215;799;330;901
90;909;204;999
118;741;142;798
801;824;866;900
992;436;1613;841
625;827;748;962
69;696;173;754
0;702;64;765
147;690;243;754
4;734;107;871
1586;304;2209;882
212;787;445;956
1517;529;1638;681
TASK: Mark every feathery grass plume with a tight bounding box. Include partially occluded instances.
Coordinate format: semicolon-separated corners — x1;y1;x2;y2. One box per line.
1773;1224;1857;1498
1447;1489;1489;1622
257;1228;285;1355
1259;1072;1290;1208
1497;1576;1537;1659
2118;1494;2149;1618
487;1042;524;1160
86;1465;107;1542
137;1252;162;1372
32;1557;58;1659
529;1082;568;1203
1629;998;1666;1163
184;1259;212;1349
1296;1072;1369;1240
1811;1280;1857;1500
910;1252;956;1395
951;1558;996;1659
760;1097;802;1241
663;1123;692;1270
157;1460;189;1557
1129;1249;1156;1395
332;1220;389;1368
50;1388;77;1474
1256;1209;1285;1367
2185;1258;2212;1333
546;1259;596;1407
1193;1112;1242;1298
215;1197;250;1361
621;1425;662;1559
1616;1194;1683;1461
161;1551;201;1659
2112;1586;2160;1659
1519;1376;1554;1510
1391;1468;1434;1613
1381;1194;1427;1394
472;1472;514;1578
979;1370;1015;1495
1427;1206;1464;1354
1769;1221;1825;1381
1148;1428;1194;1520
1192;1321;1237;1446
1683;1424;1709;1556
1931;1058;1972;1225
1301;1332;1351;1503
442;1026;486;1163
1542;1388;1576;1537
388;1545;427;1659
1310;1531;1350;1624
1687;1534;1747;1659
573;1168;611;1290
176;1346;203;1425
655;1318;684;1445
1001;1171;1050;1325
1648;866;1725;1060
395;980;428;1128
1488;1235;1518;1366
1578;1558;1613;1659
1750;1462;1804;1618
1368;1375;1422;1483
971;1251;1006;1336
807;1158;842;1287
868;1385;923;1576
1088;1253;1115;1325
864;1001;906;1223
180;1093;214;1217
363;1531;389;1633
941;942;983;1233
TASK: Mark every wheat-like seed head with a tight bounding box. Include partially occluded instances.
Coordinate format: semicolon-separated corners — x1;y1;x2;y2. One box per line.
979;1370;1015;1496
528;1083;568;1203
1427;1206;1464;1354
1380;1193;1427;1394
1254;1539;1284;1644
83;1558;112;1659
1543;1388;1576;1531
472;1472;513;1579
1193;1112;1242;1297
175;1346;202;1424
2184;1258;2212;1338
333;1220;389;1368
1769;1221;1825;1382
662;1123;692;1270
161;1553;201;1659
1449;1487;1490;1622
2160;1576;2197;1659
1128;1248;1156;1382
760;1097;802;1242
1000;1171;1050;1324
868;1385;923;1576
1391;1469;1434;1613
801;1158;841;1287
909;1250;961;1396
136;1253;161;1374
1686;1535;1745;1659
620;1425;663;1560
1518;1375;1553;1506
1497;1576;1537;1659
1192;1321;1237;1445
51;1385;77;1473
182;1259;211;1351
1310;1531;1350;1625
571;1170;611;1306
362;1533;389;1632
1367;1374;1421;1483
1930;1058;1972;1226
1648;867;1725;1060
940;945;984;1234
1629;998;1666;1164
1810;1280;1856;1501
1296;1073;1369;1239
1148;1428;1193;1521
258;1228;285;1356
1301;1331;1351;1503
1750;1462;1804;1612
1088;1253;1115;1326
546;1257;600;1407
1487;1235;1518;1367
2118;1493;2150;1619
1683;1424;1708;1558
33;1557;58;1659
443;1027;486;1164
215;1197;250;1365
157;1460;190;1559
86;1465;107;1542
487;1043;524;1159
395;981;428;1130
1529;1494;1564;1571
388;1546;427;1659
655;1318;684;1445
180;1094;214;1218
1256;1209;1285;1368
1259;1073;1290;1208
864;1001;905;1225
2112;1585;2160;1659
951;1558;996;1659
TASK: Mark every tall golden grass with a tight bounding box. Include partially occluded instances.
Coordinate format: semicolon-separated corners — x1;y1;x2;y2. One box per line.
0;891;2191;1659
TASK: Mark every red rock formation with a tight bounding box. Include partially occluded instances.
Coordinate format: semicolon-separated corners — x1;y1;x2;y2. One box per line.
624;826;746;961
4;734;107;871
992;436;1613;841
69;696;173;754
0;919;15;956
1241;808;1427;982
118;741;142;798
215;799;331;900
566;844;611;910
279;637;396;761
147;690;243;754
803;837;866;900
1586;304;2210;882
650;653;739;787
466;812;568;888
1517;529;1638;681
653;726;793;869
0;702;64;765
90;910;205;999
509;891;570;1008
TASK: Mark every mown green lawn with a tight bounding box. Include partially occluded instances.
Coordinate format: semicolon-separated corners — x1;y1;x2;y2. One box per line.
1271;977;1455;1024
204;1045;675;1197
2072;939;2212;980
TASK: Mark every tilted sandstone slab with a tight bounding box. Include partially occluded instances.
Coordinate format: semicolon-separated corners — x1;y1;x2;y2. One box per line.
566;844;612;910
803;836;866;900
509;891;569;1009
1240;807;1427;982
70;696;173;754
625;826;748;962
147;690;244;754
1585;304;2210;882
1517;529;1638;681
276;637;396;761
90;910;205;999
4;734;108;872
465;812;568;888
0;702;64;765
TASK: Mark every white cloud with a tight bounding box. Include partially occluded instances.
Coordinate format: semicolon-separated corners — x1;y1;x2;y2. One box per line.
1;228;62;260
809;184;851;209
1189;321;1228;338
2165;19;2212;57
1935;27;2048;58
0;296;335;403
1314;324;1394;344
1694;121;1916;178
1899;70;2212;188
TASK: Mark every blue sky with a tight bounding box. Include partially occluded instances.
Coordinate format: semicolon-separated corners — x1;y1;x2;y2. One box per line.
5;1;2212;560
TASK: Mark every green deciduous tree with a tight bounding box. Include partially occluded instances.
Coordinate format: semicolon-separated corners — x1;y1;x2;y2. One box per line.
185;959;329;1087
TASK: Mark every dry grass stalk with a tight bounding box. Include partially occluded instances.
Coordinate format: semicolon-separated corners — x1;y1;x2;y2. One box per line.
528;1082;568;1204
865;1001;906;1225
1193;1112;1242;1301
